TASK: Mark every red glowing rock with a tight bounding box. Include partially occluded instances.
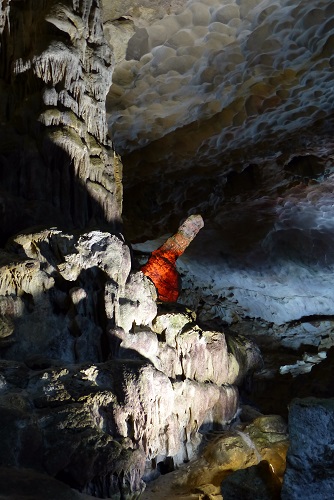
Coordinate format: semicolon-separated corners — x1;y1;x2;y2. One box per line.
141;214;204;302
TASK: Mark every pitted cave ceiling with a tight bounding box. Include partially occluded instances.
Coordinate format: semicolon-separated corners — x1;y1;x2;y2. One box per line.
107;0;334;236
106;0;334;351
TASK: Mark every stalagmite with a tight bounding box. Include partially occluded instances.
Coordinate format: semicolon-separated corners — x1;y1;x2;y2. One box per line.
141;214;204;301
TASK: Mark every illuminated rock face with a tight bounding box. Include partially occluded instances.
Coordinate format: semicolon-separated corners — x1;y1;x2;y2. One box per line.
143;413;288;499
0;227;262;498
106;0;334;260
108;0;334;163
141;214;204;301
0;0;122;244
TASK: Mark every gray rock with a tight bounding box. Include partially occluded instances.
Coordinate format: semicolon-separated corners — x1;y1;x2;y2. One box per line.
0;0;121;243
0;358;238;496
221;460;281;500
0;226;263;498
105;270;157;334
0;230;133;363
281;397;334;499
110;309;262;386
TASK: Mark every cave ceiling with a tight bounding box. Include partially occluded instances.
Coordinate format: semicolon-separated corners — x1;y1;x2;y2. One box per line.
104;0;334;336
106;0;334;250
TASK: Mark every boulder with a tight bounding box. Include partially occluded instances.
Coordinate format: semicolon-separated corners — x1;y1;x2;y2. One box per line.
143;414;288;499
282;397;334;499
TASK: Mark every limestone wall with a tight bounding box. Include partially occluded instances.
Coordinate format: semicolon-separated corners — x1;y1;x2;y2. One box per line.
0;0;122;243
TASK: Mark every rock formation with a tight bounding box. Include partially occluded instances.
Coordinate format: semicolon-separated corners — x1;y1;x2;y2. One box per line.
1;0;334;498
143;412;288;499
0;227;262;498
120;0;334;395
282;398;334;500
141;214;204;301
0;0;122;245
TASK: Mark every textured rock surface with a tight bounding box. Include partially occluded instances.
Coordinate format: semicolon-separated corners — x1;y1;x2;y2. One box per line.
281;398;334;499
110;0;334;160
143;413;288;499
2;0;334;498
0;357;237;496
108;0;334;367
0;467;98;500
1;229;133;363
108;0;334;243
247;346;334;419
0;0;122;244
0;228;263;498
111;307;262;386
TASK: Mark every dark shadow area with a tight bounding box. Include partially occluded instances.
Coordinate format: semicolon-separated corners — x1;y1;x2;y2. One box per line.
0;1;121;246
249;346;334;419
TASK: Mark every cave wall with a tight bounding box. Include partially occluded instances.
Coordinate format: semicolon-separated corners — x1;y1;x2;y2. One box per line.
0;0;122;244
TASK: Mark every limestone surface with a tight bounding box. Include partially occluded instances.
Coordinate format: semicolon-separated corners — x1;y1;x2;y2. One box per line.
0;0;122;244
143;413;288;499
109;0;334;166
0;227;262;498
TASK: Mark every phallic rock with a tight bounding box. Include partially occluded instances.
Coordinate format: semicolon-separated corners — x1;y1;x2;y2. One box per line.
141;214;204;302
0;0;122;244
281;397;334;499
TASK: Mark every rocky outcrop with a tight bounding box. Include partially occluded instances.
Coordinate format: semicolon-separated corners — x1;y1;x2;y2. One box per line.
0;357;239;496
221;460;282;500
143;413;289;499
0;0;122;244
282;397;334;499
0;227;262;498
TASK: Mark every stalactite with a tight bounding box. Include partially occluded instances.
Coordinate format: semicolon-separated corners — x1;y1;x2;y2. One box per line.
0;0;122;240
